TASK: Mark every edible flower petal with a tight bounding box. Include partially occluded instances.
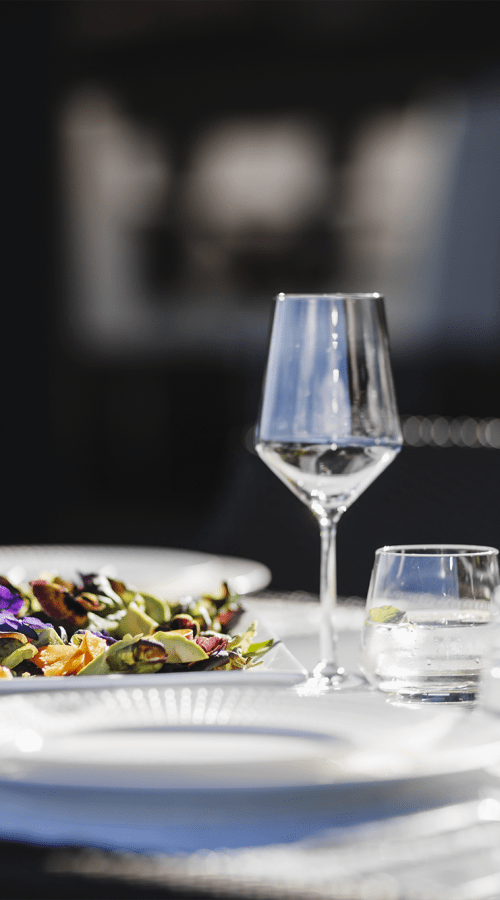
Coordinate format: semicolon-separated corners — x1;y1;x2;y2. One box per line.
30;580;89;627
33;632;108;676
0;611;46;638
0;613;22;632
195;633;229;654
0;584;24;616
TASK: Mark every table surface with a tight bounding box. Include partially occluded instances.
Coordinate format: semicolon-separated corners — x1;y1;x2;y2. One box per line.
2;593;500;900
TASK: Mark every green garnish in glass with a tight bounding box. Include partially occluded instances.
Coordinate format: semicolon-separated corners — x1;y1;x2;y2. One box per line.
368;605;406;624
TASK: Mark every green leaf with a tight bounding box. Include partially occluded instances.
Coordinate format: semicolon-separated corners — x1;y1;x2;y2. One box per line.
85;575;127;610
139;592;171;625
78;634;169;675
227;621;258;654
2;643;37;670
86;610;124;636
115;601;158;639
76;647;111;676
0;635;28;664
245;638;274;659
153;631;208;664
33;627;65;648
368;605;406;624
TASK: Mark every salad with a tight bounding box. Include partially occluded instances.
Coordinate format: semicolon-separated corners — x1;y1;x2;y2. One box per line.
0;571;273;679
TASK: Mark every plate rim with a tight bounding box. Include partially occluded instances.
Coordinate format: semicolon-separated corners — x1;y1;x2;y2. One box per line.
0;544;271;590
1;698;500;792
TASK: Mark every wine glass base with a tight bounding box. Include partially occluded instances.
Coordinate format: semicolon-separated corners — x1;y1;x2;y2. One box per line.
311;660;366;690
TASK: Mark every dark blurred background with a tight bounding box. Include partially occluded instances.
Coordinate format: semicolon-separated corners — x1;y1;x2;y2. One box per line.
3;0;500;598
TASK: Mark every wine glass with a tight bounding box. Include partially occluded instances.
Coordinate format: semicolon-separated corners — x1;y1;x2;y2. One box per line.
255;293;402;686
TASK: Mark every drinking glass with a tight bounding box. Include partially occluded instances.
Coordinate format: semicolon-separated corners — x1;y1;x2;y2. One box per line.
255;293;402;685
360;544;500;701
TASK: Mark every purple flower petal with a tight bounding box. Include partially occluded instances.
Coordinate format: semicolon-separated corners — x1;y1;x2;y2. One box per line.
23;616;47;631
0;612;46;639
74;627;117;645
16;623;43;639
0;584;24;615
0;612;22;631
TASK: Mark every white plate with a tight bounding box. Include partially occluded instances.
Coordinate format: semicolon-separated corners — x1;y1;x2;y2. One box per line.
0;545;307;691
1;687;499;789
0;544;271;598
1;687;499;852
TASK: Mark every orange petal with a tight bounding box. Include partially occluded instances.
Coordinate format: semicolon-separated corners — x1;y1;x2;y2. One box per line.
33;634;108;676
33;645;75;667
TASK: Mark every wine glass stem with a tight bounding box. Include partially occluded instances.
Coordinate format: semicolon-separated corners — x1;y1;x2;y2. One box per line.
319;515;341;677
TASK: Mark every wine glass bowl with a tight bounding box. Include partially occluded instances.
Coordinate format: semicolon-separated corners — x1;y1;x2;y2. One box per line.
255;293;402;685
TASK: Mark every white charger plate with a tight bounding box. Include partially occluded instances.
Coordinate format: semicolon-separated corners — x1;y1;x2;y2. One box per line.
1;687;498;789
0;545;307;692
1;687;500;853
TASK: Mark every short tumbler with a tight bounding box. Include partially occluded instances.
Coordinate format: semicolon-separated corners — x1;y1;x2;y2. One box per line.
359;544;500;701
